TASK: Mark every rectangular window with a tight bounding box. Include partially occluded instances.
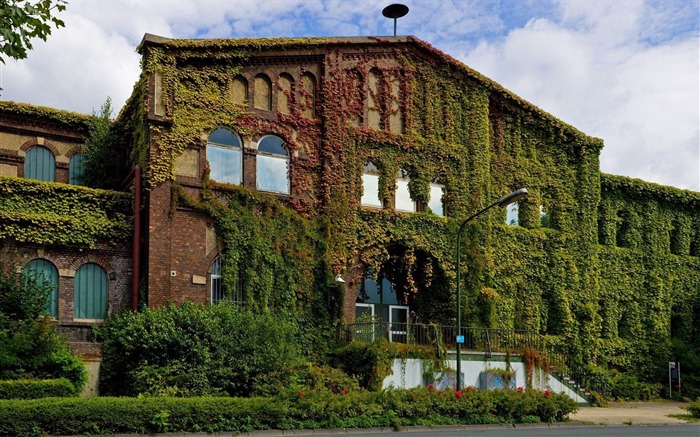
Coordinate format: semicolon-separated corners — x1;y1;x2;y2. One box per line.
257;155;289;194
506;202;519;226
428;183;445;216
540;205;550;227
361;173;382;208
395;179;415;212
208;146;242;185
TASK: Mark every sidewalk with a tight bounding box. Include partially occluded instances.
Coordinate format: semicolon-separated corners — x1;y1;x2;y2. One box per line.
570;401;691;425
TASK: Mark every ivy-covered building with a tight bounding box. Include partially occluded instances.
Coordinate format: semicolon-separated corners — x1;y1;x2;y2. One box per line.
0;102;133;348
1;34;698;385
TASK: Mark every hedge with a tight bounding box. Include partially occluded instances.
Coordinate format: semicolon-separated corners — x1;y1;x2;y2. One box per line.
0;388;577;435
0;378;77;399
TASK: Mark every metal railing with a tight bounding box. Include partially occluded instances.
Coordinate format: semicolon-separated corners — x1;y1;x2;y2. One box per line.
341;321;609;398
342;322;557;358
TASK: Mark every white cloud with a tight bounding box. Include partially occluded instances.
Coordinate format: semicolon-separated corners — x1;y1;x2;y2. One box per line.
463;1;699;190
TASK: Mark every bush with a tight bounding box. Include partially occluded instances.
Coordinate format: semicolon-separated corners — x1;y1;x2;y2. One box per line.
331;340;440;391
0;378;77;399
99;302;301;397
687;402;700;418
0;259;86;393
0;388;577;435
609;372;660;401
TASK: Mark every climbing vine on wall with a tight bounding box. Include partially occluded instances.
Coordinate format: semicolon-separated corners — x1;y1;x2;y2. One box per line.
0;177;132;247
118;36;700;390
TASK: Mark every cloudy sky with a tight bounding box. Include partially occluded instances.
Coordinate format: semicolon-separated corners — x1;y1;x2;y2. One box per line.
1;0;698;191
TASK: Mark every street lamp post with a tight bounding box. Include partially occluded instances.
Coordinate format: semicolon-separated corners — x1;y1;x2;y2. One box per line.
455;188;528;391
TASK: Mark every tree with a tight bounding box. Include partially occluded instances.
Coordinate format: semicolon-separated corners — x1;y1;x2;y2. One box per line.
0;0;67;64
81;97;118;188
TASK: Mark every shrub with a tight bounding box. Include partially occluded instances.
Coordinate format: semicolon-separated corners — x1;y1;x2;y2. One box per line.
331;340;439;391
0;378;77;399
0;388;577;435
0;258;86;393
687;402;700;418
99;302;301;397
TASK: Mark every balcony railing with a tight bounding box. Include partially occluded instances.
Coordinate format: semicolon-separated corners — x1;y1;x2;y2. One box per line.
341;322;567;370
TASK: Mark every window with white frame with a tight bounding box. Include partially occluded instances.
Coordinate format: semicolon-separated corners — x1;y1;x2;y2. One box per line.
256;135;290;194
361;162;382;208
395;168;415;212
207;128;242;185
210;256;243;304
428;182;445;216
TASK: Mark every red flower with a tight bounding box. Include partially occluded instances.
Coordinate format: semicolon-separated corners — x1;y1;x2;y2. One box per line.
343;387;349;394
455;390;462;398
298;391;305;397
438;390;444;394
544;390;551;398
428;384;435;391
517;387;524;392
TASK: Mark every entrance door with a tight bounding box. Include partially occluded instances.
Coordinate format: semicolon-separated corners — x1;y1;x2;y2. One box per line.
389;305;409;343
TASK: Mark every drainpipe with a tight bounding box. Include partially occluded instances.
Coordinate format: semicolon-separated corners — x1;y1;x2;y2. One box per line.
131;165;142;311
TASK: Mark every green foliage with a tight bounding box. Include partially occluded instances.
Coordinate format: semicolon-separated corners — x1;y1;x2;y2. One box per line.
331;340;441;391
0;176;132;246
123;37;700;401
0;100;94;127
0;258;86;393
252;363;360;397
687;402;700;418
0;378;76;399
0;0;66;64
0;388;576;435
81;97;123;189
99;302;302;397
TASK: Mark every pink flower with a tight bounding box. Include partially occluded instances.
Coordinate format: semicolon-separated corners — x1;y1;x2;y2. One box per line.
298;391;305;397
428;384;435;391
455;390;462;398
544;390;551;398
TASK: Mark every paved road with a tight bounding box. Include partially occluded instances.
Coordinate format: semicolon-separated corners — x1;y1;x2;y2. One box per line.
305;424;699;437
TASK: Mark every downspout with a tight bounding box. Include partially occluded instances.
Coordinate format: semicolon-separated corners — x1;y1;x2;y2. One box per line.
131;165;142;311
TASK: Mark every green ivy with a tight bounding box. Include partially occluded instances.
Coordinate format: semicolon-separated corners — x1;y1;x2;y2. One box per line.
0;177;132;247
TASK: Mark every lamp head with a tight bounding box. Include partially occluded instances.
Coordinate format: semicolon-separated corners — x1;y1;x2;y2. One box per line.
335;275;346;284
497;188;528;207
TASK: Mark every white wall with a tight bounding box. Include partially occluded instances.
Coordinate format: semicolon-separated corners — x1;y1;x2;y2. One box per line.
381;353;588;404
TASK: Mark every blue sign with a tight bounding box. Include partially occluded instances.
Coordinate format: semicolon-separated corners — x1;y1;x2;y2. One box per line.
456;335;464;344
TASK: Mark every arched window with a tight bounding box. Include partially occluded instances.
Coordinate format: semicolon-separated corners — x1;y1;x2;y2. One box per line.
74;263;108;320
231;76;248;106
25;146;55;182
207;128;242;185
300;72;316;119
69;153;85;185
23;259;58;318
256;136;289;194
277;73;293;115
254;74;272;110
361;162;382;208
428;182;445;216
388;73;403;134
395;169;415;212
